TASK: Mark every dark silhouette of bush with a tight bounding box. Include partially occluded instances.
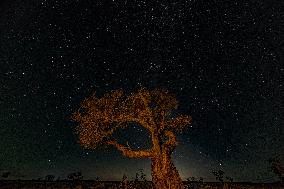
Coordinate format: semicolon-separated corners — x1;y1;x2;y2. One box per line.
132;169;148;187
188;176;195;182
226;176;233;182
1;172;11;179
120;174;128;189
67;171;83;181
212;170;224;183
269;156;284;182
45;175;55;181
137;169;147;182
211;170;234;186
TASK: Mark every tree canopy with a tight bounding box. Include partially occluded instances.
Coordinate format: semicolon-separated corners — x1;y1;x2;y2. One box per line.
71;88;192;158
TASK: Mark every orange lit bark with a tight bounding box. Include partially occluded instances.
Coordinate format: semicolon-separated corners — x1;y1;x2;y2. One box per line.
109;131;184;189
107;140;152;158
150;131;184;189
72;88;191;189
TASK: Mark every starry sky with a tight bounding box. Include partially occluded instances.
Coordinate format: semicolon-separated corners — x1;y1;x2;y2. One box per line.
0;0;283;182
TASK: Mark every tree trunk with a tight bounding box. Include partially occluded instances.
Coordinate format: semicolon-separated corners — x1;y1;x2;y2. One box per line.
151;149;184;189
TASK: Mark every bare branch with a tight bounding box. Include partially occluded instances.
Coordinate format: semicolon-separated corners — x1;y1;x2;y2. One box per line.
166;115;192;133
162;131;178;150
107;141;153;158
138;88;157;131
71;88;192;153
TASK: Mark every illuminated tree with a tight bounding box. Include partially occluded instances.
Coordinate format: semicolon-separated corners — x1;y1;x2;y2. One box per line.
71;88;192;189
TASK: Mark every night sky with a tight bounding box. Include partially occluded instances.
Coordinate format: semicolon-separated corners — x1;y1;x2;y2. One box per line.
0;0;283;182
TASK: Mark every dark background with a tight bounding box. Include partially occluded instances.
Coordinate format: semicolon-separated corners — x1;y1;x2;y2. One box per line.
0;0;283;182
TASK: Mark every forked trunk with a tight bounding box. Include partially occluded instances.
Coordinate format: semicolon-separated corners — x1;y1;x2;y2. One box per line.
151;149;183;189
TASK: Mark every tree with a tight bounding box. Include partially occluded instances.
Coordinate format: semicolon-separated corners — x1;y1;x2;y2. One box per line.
71;88;192;189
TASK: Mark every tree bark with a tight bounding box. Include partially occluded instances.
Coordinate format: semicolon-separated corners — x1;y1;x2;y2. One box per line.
109;128;184;188
151;152;183;189
151;131;184;189
108;141;152;158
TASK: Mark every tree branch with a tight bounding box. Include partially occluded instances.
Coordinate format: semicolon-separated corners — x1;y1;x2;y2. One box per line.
166;115;192;133
162;131;178;151
104;122;127;136
138;91;157;131
107;141;153;158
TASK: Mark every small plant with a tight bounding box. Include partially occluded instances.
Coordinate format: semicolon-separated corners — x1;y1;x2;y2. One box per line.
212;170;234;185
189;176;195;182
212;170;224;183
120;174;128;189
67;171;83;181
45;175;55;181
1;172;11;179
95;176;100;181
137;169;147;182
186;176;204;189
226;176;233;182
122;170;151;189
